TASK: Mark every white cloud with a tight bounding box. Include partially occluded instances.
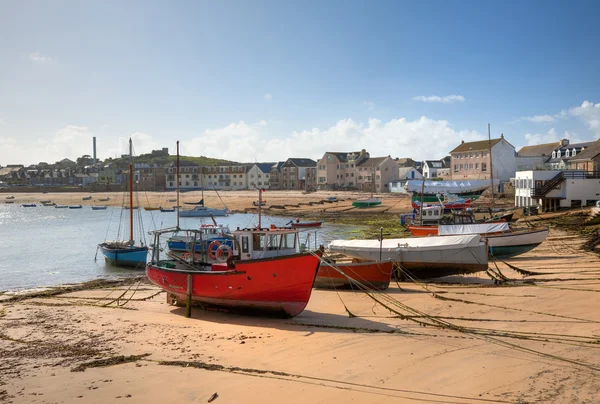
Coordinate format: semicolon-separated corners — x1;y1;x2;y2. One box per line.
523;128;585;147
569;101;600;135
362;101;376;111
412;95;465;103
29;52;55;63
525;114;555;123
186;116;482;162
264;94;272;101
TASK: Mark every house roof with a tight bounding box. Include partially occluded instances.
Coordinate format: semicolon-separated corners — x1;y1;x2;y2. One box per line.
425;160;444;168
254;163;275;173
356;156;390;167
517;142;558;157
569;140;600;161
324;151;363;163
286;158;317;167
0;167;23;176
450;138;503;153
398;167;418;177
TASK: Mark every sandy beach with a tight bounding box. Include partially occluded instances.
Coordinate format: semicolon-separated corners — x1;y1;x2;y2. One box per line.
3;189;516;216
2;225;600;404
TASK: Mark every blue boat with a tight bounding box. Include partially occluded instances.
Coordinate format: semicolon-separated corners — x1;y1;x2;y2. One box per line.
21;204;37;207
98;243;148;268
98;138;148;269
167;224;234;259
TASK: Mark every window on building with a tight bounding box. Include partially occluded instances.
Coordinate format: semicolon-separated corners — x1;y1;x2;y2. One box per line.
475;163;479;169
552;151;556;158
459;164;463;170
351;173;354;177
572;149;577;157
565;150;570;157
469;164;473;169
557;150;561;158
358;176;363;180
454;164;458;172
482;163;487;172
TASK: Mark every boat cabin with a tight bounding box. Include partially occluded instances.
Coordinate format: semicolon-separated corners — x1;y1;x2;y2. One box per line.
232;225;299;260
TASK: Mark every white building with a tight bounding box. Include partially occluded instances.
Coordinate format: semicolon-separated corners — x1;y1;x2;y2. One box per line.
246;163;274;189
514;170;600;211
451;135;516;183
423;160;445;178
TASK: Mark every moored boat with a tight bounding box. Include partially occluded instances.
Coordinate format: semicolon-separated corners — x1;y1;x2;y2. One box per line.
315;259;394;290
69;205;83;209
98;138;149;269
329;234;488;279
144;207;160;211
98;197;110;202
42;202;56;206
21;203;37;207
82;196;92;201
179;205;228;217
40;200;51;204
92;206;108;210
5;201;14;204
5;195;15;200
54;205;68;209
147;225;321;318
289;220;323;228
486;227;549;258
160;207;175;212
352;198;382;208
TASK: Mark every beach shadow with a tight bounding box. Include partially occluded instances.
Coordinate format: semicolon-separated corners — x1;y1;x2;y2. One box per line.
506;255;583;262
168;306;398;334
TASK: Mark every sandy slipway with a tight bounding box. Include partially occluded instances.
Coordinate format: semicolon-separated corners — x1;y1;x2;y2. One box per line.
2;226;600;404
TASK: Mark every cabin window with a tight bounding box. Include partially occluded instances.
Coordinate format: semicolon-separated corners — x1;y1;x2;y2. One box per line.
267;235;280;250
434;210;439;216
253;234;265;250
283;233;296;249
427;210;432;216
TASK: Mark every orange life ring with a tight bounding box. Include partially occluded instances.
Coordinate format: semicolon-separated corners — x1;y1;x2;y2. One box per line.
207;240;221;260
215;245;233;262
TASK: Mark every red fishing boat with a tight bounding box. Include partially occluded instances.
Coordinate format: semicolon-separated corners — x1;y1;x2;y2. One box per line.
289;219;323;228
147;187;321;318
314;259;394;290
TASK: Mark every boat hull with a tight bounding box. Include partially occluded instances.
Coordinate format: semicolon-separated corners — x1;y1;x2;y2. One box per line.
315;260;393;290
92;206;107;210
291;221;323;228
329;235;488;279
352;202;382;208
146;253;321;318
487;228;549;258
179;208;228;217
99;244;148;268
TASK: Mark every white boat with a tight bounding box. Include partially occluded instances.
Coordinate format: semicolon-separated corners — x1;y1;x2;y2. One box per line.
179;205;228;217
329;234;488;279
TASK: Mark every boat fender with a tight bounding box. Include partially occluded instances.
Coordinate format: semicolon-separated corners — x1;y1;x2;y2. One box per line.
208;241;221;260
216;245;233;262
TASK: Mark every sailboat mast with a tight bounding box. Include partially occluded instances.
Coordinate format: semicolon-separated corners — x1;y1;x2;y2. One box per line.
176;141;180;229
419;160;425;225
257;188;262;229
128;138;134;243
488;123;496;209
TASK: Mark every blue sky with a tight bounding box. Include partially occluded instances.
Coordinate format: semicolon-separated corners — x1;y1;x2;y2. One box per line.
0;0;599;165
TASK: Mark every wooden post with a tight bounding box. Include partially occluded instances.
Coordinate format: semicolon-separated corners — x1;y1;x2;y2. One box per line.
185;274;192;318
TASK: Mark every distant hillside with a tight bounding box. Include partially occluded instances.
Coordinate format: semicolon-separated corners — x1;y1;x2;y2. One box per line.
103;150;237;168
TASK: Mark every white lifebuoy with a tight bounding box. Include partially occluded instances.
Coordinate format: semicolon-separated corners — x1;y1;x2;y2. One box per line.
215;245;233;262
207;240;221;260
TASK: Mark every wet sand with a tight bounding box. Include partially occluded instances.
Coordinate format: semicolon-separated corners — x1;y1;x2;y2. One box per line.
2;227;600;403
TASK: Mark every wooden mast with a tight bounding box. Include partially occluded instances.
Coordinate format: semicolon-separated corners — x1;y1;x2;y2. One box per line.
488;123;496;210
176;141;180;229
419;160;425;225
257;187;262;229
128;138;134;244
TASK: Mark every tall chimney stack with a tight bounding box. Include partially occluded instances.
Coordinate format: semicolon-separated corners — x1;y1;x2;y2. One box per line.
93;137;97;163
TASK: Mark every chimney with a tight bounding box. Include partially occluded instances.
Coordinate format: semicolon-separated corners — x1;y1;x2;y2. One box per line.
501;133;504;139
461;140;465;144
93;137;97;163
560;138;569;147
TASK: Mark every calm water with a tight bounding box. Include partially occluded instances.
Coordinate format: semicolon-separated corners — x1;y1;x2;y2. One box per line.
0;204;357;291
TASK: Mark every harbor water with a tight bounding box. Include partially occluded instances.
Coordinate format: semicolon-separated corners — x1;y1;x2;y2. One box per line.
0;205;355;291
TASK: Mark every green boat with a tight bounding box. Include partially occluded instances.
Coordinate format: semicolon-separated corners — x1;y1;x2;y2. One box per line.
352;198;382;208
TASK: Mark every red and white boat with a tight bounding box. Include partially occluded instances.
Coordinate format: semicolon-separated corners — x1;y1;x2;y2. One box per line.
147;187;321;318
147;224;321;318
315;259;394;290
